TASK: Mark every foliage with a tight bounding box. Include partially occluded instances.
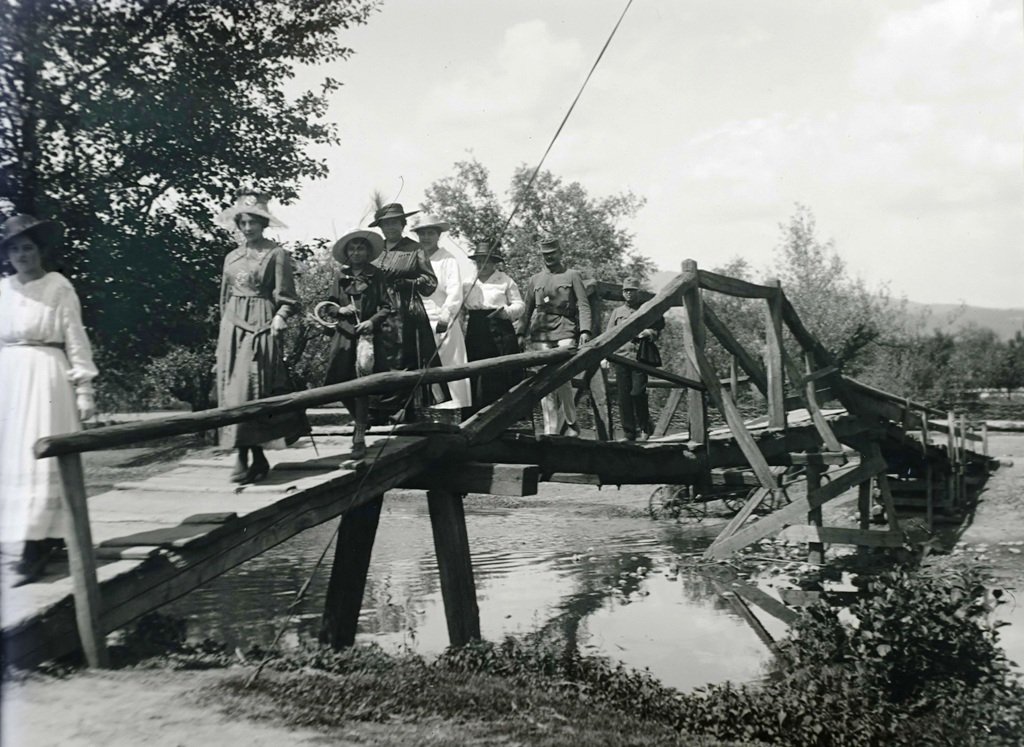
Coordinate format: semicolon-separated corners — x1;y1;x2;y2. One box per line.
422;156;653;286
0;0;375;368
140;339;217;411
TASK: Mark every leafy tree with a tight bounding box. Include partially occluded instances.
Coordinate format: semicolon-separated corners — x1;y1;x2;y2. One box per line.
0;0;375;368
421;157;652;286
770;204;909;375
995;330;1024;394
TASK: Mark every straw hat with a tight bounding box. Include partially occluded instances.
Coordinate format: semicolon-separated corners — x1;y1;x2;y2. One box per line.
368;202;420;227
215;190;287;230
332;230;384;264
410;214;451;234
0;214;64;252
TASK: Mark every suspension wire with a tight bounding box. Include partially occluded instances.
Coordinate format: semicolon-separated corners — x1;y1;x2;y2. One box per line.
246;0;634;685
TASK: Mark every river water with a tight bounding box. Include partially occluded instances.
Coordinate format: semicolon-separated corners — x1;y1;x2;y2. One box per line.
160;483;789;692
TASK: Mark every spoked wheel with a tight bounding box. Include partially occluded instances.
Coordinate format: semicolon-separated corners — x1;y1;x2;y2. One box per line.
648;484;691;520
719;487;755;514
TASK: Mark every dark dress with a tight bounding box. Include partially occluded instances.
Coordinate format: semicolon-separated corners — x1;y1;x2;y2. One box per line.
216;242;310;447
322;263;393;415
371;238;450;421
463;269;525;411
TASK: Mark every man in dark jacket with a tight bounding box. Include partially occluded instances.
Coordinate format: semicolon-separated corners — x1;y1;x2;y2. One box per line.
606;278;663;441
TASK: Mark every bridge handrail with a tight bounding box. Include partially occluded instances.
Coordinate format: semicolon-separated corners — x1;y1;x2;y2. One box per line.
697;269;780;299
34;347;574;459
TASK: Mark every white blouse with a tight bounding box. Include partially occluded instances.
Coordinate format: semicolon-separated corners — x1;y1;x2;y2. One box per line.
0;272;98;393
464;270;525;322
422;246;463;325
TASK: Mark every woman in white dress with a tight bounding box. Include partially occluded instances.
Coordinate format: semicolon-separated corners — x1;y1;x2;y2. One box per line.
463;239;525;411
411;215;471;411
0;214;97;585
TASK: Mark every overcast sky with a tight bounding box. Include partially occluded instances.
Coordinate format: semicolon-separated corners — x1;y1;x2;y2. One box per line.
271;0;1023;309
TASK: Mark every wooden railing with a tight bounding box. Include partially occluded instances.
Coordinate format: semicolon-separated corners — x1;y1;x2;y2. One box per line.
32;258;983;667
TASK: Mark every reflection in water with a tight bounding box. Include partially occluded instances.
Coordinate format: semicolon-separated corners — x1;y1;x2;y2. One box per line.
162;493;781;691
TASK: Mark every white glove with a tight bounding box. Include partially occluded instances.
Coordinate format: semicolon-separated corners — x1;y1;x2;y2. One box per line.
77;392;95;422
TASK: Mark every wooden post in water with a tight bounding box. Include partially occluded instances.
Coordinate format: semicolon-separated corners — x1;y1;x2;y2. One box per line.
857;479;871;556
680;260;707;446
765;279;786;431
56;453;109;668
806;457;824;565
427;490;481;646
320;494;384;649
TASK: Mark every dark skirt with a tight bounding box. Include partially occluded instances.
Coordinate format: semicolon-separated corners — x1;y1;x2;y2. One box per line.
465;309;522;411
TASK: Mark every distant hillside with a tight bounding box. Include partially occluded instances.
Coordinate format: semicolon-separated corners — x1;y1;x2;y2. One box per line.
646;271;1024;340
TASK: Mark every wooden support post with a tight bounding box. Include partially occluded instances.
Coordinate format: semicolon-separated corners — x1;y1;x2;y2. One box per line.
427;490;481;647
982;422;988;457
806;458;824;565
858;479;871;556
654;389;683;438
925;462;934;532
681;260;707;446
765;280;786;430
804;351;843;453
56;454;109;668
729;357;739;399
320;494;384;649
958;412;968;502
947;410;957;507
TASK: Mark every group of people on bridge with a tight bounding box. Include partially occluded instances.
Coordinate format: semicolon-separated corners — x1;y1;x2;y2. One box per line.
0;191;664;585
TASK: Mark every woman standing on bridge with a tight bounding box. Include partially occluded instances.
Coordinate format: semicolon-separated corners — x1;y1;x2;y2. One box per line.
0;214;97;585
215;190;309;484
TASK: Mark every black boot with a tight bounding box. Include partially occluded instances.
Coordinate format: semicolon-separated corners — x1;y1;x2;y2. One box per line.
12;540;54;587
244;447;270;484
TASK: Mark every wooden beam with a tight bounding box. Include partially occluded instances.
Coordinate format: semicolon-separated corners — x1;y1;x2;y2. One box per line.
702;302;769;395
461;266;697;445
319;495;383;649
764;279;786;430
56;454;109;668
704;452;888;558
681;260;708;446
606;353;705;390
697;269;780;299
402;462;540;496
653;389;684;438
803;351;844;453
37;348;576;458
778;525;907;548
706;487;773;551
681;330;780;490
427;490;481;647
806;459;824;564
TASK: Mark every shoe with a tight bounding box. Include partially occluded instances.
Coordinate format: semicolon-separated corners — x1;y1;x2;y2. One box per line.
350;440;367;459
11;544;55;587
637;432;650;443
242;451;270;484
563;422;581;438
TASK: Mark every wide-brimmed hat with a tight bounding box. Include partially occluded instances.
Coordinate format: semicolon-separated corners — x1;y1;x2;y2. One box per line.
0;213;65;252
369;202;420;227
538;234;560;253
410;214;451;234
468;239;504;263
215;190;287;230
332;230;384;264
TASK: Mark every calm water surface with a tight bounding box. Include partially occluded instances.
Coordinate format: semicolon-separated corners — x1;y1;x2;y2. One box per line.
162;484;790;692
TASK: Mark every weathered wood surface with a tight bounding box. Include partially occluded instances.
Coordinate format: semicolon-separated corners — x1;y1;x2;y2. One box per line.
702;302;769;396
680;260;708;446
401;462;540;496
427;490;481;646
605;353;705;391
697;270;780;300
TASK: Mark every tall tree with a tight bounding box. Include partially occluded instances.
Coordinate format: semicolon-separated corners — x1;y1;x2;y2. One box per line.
422;157;652;285
0;0;375;366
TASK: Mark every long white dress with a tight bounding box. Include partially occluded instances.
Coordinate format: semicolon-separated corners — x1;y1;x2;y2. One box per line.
0;272;97;542
422;246;471;409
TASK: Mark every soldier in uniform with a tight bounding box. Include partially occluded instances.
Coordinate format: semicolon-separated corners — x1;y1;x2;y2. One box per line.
606;277;664;441
519;236;592;436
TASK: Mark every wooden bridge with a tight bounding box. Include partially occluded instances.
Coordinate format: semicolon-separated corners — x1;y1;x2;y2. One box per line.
1;259;994;670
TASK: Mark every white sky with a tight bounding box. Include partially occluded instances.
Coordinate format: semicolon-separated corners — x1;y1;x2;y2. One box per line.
271;0;1023;308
